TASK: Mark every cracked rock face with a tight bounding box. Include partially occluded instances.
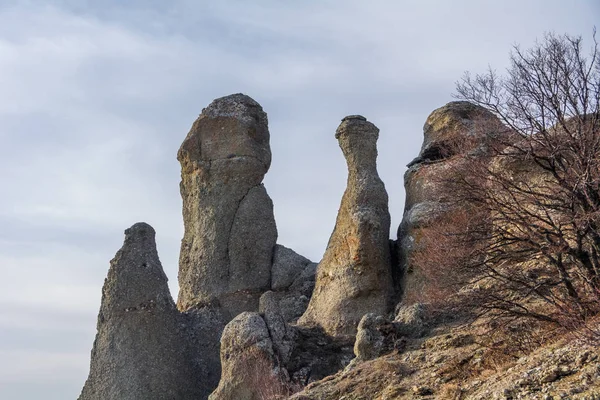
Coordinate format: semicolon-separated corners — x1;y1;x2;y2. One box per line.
177;94;278;318
298;116;394;336
79;223;209;400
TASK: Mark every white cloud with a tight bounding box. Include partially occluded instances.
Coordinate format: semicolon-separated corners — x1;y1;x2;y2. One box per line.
0;0;598;398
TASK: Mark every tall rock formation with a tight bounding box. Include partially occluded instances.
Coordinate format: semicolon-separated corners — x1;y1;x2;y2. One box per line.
398;101;502;303
299;115;394;336
79;223;209;400
177;93;278;318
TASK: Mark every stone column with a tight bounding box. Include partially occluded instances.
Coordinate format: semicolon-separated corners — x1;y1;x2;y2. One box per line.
177;94;278;319
298;116;394;336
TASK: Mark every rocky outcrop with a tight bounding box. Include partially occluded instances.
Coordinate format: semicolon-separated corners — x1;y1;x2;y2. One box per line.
177;93;277;318
208;312;290;400
351;308;424;367
398;101;503;303
79;223;209;400
299;115;394;336
394;302;427;338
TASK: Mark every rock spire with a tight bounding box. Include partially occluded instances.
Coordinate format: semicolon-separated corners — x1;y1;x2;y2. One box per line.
177;93;278;318
79;223;210;400
298;115;394;336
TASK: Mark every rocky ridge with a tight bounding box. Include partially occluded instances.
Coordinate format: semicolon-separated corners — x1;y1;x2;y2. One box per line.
79;95;600;400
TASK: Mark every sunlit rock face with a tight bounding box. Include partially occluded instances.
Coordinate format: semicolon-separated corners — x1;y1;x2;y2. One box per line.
299;115;394;336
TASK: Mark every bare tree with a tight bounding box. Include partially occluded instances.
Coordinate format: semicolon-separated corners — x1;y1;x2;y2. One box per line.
421;31;600;337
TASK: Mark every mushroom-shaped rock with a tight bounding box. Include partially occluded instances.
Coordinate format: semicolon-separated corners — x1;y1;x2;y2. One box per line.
209;312;289;400
298;116;394;336
79;223;209;400
177;94;278;318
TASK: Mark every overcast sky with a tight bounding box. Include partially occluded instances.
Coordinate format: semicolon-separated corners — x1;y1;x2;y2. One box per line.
0;1;598;398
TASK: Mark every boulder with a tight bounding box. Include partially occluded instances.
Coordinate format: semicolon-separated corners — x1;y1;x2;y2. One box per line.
259;291;297;365
209;312;290;400
263;246;317;323
394;302;427;338
353;313;388;362
271;244;313;291
79;223;209;400
352;313;404;366
298;115;394;336
177;93;278;319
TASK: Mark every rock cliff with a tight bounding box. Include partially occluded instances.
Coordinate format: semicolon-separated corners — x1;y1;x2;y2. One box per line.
78;96;599;400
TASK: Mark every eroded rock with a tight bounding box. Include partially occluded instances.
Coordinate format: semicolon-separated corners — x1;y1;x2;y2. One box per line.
398;101;503;303
79;223;209;400
259;291;297;365
263;245;317;323
271;244;313;291
209;312;290;400
299;115;394;336
177;93;278;318
353;314;389;362
394;303;427;338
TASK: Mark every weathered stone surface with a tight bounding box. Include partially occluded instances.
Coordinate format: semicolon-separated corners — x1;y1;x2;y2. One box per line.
209;312;289;400
353;313;388;362
79;223;209;400
271;244;313;291
260;290;311;325
398;101;503;303
286;326;355;386
177;93;278;318
394;302;427;338
182;305;228;394
298;116;394;336
263;247;317;323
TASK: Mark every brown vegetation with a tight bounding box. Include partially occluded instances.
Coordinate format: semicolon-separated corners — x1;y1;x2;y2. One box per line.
414;31;600;345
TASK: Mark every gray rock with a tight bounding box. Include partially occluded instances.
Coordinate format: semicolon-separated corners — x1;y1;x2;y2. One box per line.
289;262;318;296
209;312;289;400
394;302;427;337
177;93;278;318
271;244;313;291
79;223;210;400
259;291;297;365
299;116;394;336
263;253;317;323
